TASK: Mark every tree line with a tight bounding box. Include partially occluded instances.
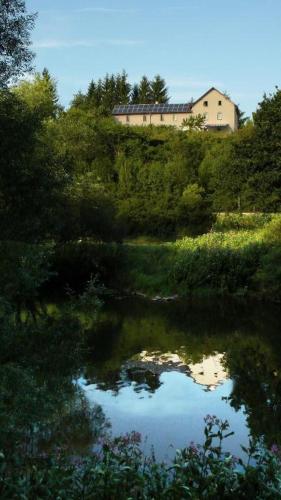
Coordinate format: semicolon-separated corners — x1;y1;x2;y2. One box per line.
72;72;169;115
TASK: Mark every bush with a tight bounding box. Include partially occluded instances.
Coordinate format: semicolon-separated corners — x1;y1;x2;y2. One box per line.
213;213;273;232
171;231;264;295
261;215;281;245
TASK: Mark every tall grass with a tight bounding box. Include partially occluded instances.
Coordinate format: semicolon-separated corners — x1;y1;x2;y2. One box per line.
122;216;281;300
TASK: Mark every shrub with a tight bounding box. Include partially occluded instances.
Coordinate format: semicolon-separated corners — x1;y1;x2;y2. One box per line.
171;231;264;295
261;215;281;245
213;213;273;232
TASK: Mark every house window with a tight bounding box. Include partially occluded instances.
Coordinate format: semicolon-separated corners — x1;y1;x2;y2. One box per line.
173;114;177;121
204;112;208;120
218;100;222;106
203;100;208;107
143;115;147;122
217;112;223;120
160;114;164;122
126;115;130;123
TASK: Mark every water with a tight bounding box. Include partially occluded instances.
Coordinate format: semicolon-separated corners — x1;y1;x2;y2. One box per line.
3;296;280;461
77;297;281;459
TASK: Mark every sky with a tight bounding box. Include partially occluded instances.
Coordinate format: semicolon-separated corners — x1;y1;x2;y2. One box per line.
26;0;281;117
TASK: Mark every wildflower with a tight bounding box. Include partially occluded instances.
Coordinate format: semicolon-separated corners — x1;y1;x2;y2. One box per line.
189;441;198;454
271;444;280;456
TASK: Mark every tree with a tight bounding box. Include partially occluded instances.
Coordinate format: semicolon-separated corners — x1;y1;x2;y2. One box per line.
13;69;61;120
181;114;206;131
0;91;70;241
130;84;140;104
115;70;131;104
150;75;169;103
138;76;152;103
249;87;281;211
0;0;36;87
237;105;249;128
199;125;255;211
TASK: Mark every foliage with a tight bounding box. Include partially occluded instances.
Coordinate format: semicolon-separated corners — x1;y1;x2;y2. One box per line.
213;213;273;232
71;72;169;115
171;230;264;295
13;68;62;120
0;90;72;241
0;0;36;87
182;113;206;131
0;417;280;498
237;105;249;128
118;218;281;299
0;241;53;319
261;215;281;244
150;74;169;103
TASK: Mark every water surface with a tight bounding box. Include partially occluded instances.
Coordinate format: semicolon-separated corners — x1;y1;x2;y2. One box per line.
79;298;281;459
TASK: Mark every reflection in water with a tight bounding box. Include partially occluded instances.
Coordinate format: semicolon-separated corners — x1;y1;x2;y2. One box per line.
123;350;228;392
81;297;281;457
3;297;280;461
189;353;228;390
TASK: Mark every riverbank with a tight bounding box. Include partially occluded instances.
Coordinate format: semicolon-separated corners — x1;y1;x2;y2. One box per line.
51;214;281;303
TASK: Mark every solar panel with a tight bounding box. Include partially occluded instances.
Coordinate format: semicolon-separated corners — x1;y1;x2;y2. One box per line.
112;102;192;115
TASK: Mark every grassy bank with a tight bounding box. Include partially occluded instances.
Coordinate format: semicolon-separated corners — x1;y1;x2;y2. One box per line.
50;214;281;302
118;215;280;300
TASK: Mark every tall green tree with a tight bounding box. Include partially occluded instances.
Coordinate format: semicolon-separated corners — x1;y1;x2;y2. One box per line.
138;76;152;103
115;70;131;104
0;91;70;241
13;69;61;120
0;0;36;87
130;84;140;104
150;74;169;103
249;88;281;211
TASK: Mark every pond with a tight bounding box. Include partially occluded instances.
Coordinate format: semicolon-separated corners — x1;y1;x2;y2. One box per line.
77;297;281;460
3;297;281;462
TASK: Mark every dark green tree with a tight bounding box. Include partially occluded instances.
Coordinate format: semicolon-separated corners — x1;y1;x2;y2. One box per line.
138;75;152;103
150;74;169;103
237;105;249;128
248;88;281;211
130;83;140;104
115;70;131;104
0;91;70;241
0;0;36;87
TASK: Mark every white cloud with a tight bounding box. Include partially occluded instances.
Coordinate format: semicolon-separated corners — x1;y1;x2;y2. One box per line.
75;7;137;14
38;7;137;15
33;39;144;49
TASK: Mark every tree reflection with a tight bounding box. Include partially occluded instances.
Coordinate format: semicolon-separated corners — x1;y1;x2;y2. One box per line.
225;336;281;446
83;298;281;446
0;310;109;458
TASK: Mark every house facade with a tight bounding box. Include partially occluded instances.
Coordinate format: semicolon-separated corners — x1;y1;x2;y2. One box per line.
112;87;239;132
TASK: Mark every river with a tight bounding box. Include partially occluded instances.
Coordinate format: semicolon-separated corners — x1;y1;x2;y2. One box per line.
76;297;281;460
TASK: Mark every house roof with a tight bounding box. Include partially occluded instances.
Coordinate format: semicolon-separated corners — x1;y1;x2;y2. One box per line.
112;102;193;115
192;87;238;109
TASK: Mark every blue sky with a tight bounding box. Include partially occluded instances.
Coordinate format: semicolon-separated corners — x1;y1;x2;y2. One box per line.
26;0;281;116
